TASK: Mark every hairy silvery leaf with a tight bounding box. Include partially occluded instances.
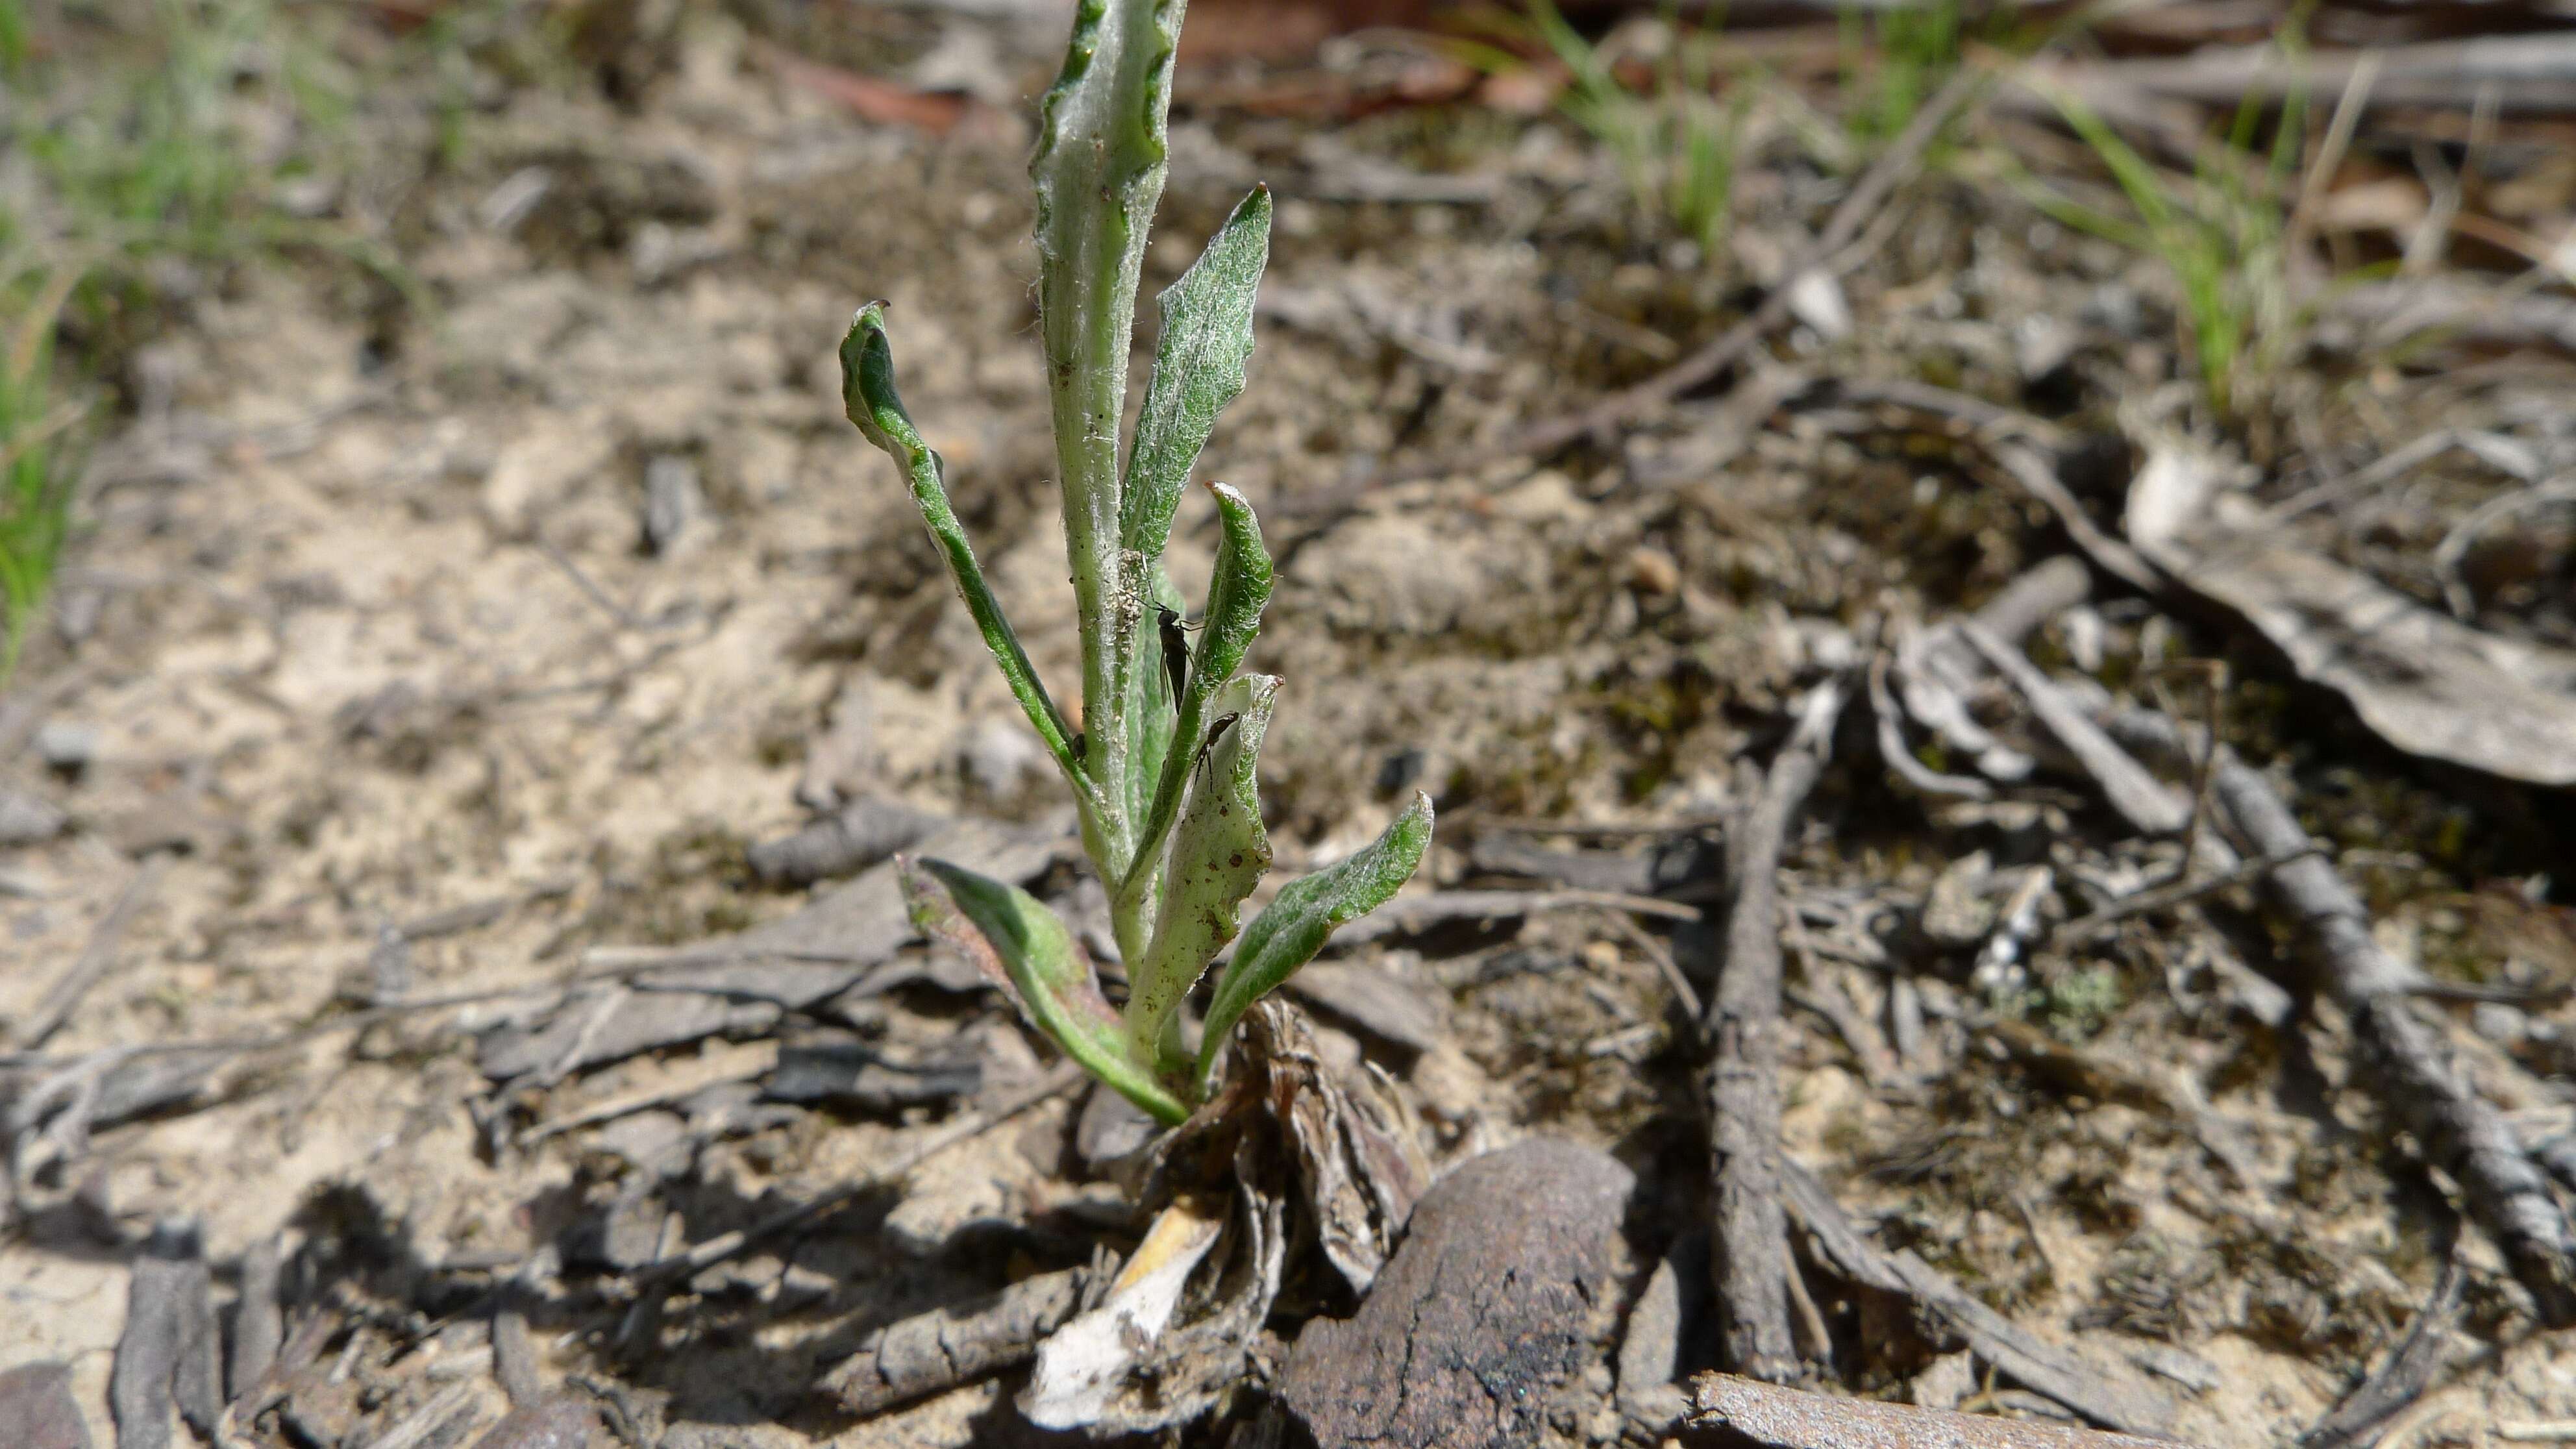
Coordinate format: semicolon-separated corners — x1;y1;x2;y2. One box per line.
902;856;1185;1124
1121;186;1273;564
1195;793;1434;1093
1127;483;1274;899
841;306;1095;822
1126;673;1276;1071
1031;0;1186;804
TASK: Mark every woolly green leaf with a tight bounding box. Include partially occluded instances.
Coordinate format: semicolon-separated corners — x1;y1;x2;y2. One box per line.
1121;185;1272;564
1125;673;1276;1074
901;856;1185;1124
840;306;1095;825
1195;792;1434;1092
1122;482;1274;906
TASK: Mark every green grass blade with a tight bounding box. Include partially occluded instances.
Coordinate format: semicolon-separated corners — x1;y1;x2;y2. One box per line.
1194;792;1433;1094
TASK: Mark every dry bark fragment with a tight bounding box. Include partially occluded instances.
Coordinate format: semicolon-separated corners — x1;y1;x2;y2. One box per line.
1685;1374;2190;1449
0;1362;91;1449
226;1234;284;1406
819;1263;1095;1417
110;1218;220;1449
1280;1138;1635;1449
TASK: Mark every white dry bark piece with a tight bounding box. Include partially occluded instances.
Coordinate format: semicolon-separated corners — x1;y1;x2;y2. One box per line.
1022;1197;1226;1430
2125;441;2576;786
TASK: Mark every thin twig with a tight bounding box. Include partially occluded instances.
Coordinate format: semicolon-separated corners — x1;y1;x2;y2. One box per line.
1705;675;1852;1383
11;852;173;1050
2297;1221;2464;1449
2054;847;2318;943
1691;1372;2174;1448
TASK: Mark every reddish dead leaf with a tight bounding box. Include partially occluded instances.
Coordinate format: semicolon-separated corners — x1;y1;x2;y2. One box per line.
751;40;991;138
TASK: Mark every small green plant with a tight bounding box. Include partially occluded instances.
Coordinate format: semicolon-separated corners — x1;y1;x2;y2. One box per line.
842;0;1432;1126
1840;0;1968;150
1461;2;1751;258
2020;82;2309;421
0;271;77;679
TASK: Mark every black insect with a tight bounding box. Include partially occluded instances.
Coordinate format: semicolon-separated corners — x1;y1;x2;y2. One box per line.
1158;605;1191;704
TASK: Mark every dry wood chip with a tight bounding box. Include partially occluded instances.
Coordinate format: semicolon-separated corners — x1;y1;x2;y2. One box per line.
1280;1138;1634;1449
0;1362;90;1449
492;1307;542;1408
1251;1004;1432;1294
465;1395;602;1449
745;797;947;888
1618;1232;1712;1428
0;787;67;846
1706;675;1850;1383
1960;623;2188;836
763;1040;980;1110
1465;832;1718;898
1685;1374;2191;1449
819;1263;1094;1417
1282;961;1445;1057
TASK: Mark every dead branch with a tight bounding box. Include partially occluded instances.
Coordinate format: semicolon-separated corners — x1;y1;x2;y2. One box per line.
819;1261;1099;1418
2051;34;2576;114
1705;676;1852;1383
1685;1372;2183;1449
2103;706;2576;1326
1776;1159;2177;1436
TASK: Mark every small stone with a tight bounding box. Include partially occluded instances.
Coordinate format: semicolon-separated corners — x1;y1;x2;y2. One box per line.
1625;546;1681;599
642;454;705;558
2471;1001;2527;1045
0;1362;90;1449
35;722;97;775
